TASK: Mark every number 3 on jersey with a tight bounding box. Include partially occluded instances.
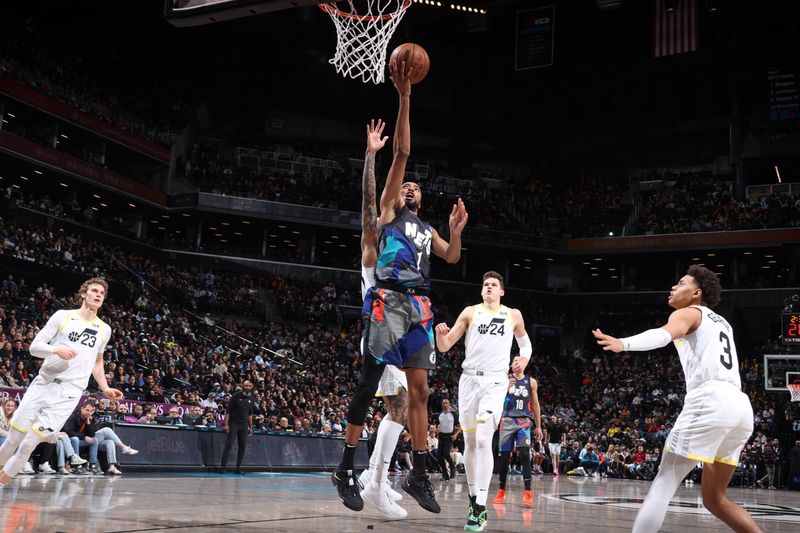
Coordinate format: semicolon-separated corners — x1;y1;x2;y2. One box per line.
719;331;732;370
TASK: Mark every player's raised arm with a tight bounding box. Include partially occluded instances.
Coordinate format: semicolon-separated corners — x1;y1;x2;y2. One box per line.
592;306;701;353
379;60;412;225
435;305;473;352
362;118;388;265
431;198;468;264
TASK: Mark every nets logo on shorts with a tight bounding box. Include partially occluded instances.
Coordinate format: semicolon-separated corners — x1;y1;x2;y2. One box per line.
429;351;436;365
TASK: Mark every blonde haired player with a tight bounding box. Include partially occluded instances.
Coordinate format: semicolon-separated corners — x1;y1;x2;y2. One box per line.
436;271;532;532
593;265;762;533
0;278;122;486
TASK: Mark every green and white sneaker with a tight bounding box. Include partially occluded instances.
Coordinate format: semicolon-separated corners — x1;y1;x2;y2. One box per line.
464;503;487;532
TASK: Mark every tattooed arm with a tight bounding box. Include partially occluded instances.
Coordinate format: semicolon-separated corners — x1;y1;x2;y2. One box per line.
362;119;388;268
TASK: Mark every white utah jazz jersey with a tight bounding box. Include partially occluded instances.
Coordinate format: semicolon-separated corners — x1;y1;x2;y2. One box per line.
673;305;741;394
463;304;516;374
35;309;111;388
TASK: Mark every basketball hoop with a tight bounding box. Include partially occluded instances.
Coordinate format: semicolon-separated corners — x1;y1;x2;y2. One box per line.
788;381;800;402
320;1;412;84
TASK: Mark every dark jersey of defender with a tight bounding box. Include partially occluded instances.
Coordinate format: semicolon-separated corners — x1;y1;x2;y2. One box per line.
375;206;432;289
503;375;534;419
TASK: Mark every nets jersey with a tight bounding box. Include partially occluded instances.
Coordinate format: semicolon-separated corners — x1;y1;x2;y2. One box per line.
375;206;432;289
673;305;741;394
463;304;515;374
503;375;534;419
35;309;111;388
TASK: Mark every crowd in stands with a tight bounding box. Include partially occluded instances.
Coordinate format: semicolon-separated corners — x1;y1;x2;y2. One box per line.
0;15;180;145
1;221;797;486
638;175;800;235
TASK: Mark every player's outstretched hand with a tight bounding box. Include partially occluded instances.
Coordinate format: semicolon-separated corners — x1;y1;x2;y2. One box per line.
366;118;389;154
449;198;468;235
102;388;124;400
592;328;624;353
54;346;78;360
389;59;412;96
435;323;450;336
535;428;544;442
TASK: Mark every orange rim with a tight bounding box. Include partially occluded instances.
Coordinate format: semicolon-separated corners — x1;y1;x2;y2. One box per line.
319;0;411;22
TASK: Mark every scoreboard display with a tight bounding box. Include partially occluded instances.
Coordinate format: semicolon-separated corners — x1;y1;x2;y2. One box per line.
782;312;800;344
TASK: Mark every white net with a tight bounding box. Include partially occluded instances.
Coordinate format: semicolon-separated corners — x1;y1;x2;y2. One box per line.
789;383;800;402
321;1;411;85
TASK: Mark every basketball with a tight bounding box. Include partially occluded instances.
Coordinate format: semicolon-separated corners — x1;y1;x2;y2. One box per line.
389;42;430;84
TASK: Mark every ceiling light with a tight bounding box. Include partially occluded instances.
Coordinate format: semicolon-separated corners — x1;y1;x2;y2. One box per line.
34;170;42;175
59;182;68;187
93;194;101;199
128;203;136;208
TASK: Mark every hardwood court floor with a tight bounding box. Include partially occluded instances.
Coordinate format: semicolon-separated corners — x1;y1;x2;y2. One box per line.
0;471;797;532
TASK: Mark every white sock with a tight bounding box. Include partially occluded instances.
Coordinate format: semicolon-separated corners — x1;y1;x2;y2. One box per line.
632;452;697;533
373;414;404;486
473;422;495;506
464;431;477;497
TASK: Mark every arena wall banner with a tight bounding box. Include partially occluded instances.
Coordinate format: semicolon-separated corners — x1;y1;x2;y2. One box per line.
113;423;369;469
0;130;167;205
0;75;171;162
0;387;222;423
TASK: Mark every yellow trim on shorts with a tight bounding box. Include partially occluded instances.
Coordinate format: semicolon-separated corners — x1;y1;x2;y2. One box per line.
462;427;476;433
10;422;28;433
30;426;49;439
665;445;736;465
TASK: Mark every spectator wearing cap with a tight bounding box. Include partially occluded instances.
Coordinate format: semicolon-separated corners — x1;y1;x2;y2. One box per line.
200;392;219;410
